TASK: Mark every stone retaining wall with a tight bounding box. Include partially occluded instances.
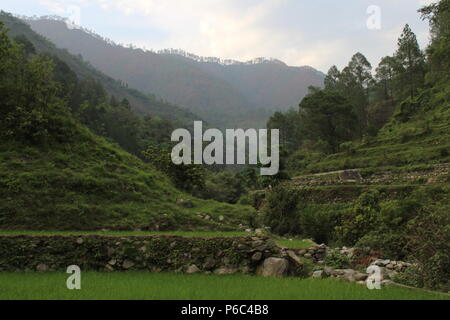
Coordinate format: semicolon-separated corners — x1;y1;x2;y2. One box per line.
0;235;285;275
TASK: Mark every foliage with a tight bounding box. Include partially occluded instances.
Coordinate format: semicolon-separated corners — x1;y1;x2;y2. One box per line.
143;144;206;193
299;90;357;153
406;206;450;291
324;250;352;269
261;185;300;235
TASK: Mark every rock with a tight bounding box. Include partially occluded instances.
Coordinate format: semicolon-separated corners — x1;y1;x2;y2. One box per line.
122;260;135;269
76;238;84;244
203;257;216;270
255;228;264;235
304;253;312;259
186;265;201;274
251;252;263;262
323;267;333;277
105;264;114;271
385;269;399;279
341;269;356;282
214;267;238;275
108;259;117;266
297;249;307;256
256;258;289;277
286;250;303;268
204;215;211;220
219;215;225;222
312;270;324;278
381;280;395;287
386;263;395;270
245;229;253;233
373;259;390;267
36;264;48;272
354;272;368;281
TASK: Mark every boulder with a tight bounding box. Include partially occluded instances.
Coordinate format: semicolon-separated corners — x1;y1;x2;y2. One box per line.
186;265;201;274
202;257;216;270
312;270;324;278
214;267;238;275
122;260;135;269
251;252;263;262
354;272;368;281
256;258;289;277
36;263;48;272
286;250;303;268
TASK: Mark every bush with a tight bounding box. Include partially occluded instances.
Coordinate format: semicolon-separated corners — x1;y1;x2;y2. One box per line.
335;190;381;245
261;185;300;235
356;230;408;260
297;205;340;244
406;207;450;291
324;250;352;269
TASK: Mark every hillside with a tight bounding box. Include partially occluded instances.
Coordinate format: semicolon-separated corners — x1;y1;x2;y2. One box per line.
0;12;200;127
0;19;255;231
24;17;324;128
0;124;255;231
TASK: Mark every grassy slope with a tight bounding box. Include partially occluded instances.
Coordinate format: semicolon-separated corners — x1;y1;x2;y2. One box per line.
1;272;448;300
295;81;450;175
0;121;255;231
286;80;449;207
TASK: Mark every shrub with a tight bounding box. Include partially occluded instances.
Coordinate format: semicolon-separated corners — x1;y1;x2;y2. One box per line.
261;185;300;235
335;190;381;245
324;250;352;269
406;206;450;291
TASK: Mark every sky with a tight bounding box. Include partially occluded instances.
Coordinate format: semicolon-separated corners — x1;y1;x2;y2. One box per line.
0;0;439;73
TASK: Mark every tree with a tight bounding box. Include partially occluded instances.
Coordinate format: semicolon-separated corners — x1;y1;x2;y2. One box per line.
324;65;341;90
267;109;301;152
299;90;357;153
0;22;72;145
394;24;426;99
419;0;450;81
375;56;396;100
143;144;206;193
339;53;373;136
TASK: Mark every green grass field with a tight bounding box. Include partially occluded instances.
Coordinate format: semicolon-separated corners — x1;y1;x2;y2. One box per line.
0;272;448;300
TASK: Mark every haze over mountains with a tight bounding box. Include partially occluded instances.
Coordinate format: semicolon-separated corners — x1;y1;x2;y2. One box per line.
26;17;324;128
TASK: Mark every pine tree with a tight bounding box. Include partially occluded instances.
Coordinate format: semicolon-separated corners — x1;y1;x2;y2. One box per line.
394;24;426;99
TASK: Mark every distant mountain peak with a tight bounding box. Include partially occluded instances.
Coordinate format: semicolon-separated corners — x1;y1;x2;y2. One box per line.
20;15;293;68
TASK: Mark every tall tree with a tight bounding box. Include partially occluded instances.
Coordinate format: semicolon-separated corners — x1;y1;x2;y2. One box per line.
419;0;450;81
340;53;373;136
394;24;426;99
375;56;396;100
324;65;341;90
299;90;357;153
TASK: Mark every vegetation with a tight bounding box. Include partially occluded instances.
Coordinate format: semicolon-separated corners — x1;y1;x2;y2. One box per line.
0;20;255;231
1;272;448;300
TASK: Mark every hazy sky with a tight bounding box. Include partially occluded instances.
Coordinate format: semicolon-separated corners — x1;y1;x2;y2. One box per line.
0;0;438;72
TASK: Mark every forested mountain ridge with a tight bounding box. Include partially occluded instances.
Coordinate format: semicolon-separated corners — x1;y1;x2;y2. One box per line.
24;16;324;128
0;12;201;127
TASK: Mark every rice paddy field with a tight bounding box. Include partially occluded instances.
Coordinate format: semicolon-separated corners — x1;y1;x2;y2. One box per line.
0;272;448;300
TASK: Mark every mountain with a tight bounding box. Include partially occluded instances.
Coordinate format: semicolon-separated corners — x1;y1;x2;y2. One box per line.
0;12;200;127
24;16;324;128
